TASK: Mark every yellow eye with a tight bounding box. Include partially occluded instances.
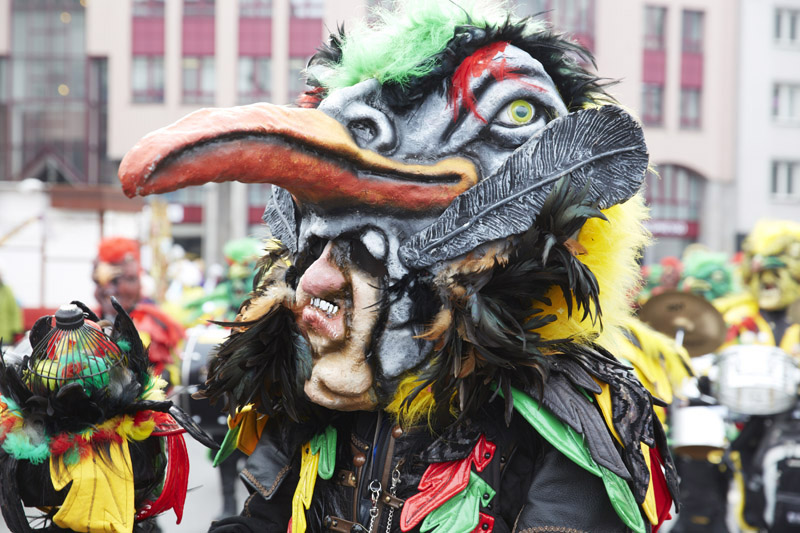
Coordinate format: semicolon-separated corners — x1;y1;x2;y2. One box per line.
506;100;535;125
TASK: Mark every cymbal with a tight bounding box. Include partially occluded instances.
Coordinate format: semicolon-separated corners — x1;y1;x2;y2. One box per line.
638;290;727;357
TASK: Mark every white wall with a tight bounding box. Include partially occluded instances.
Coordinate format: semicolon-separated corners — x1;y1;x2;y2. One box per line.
0;184;140;308
735;0;800;235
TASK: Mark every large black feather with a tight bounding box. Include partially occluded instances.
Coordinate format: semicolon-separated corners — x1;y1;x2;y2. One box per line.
28;316;53;349
168;405;219;450
399;106;648;268
110;297;149;380
536;373;630;480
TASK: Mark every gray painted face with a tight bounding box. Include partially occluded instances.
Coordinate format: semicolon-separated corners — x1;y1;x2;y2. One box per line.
317;45;569;180
289;44;569;404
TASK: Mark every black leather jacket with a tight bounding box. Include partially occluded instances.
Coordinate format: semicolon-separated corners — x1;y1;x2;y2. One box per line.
208;399;634;533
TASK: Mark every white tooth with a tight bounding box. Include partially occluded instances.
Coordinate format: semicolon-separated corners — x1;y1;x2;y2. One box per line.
312;298;319;307
332;305;339;314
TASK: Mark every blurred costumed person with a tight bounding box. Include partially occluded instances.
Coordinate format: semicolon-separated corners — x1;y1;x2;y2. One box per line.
0;299;216;533
0;271;23;345
679;248;738;304
182;238;263;324
722;220;800;355
720;220;800;532
118;2;678;532
653;247;740;533
180;238;264;519
93;237;184;384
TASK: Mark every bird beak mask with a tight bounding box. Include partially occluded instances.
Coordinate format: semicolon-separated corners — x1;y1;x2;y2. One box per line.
119;23;649;415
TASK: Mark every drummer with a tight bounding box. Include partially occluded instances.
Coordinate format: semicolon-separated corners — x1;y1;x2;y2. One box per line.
720;220;800;532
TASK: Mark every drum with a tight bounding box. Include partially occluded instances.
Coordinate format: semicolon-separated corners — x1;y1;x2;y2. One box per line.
175;325;231;436
714;345;800;416
670;404;727;460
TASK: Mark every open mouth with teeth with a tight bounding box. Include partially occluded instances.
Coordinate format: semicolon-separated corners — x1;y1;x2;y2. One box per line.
300;296;345;343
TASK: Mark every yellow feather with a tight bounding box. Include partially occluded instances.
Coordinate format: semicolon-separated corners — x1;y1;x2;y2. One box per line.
385;375;437;429
534;194;651;351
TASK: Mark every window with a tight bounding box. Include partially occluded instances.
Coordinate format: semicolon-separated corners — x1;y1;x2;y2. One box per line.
240;0;272;17
645;165;704;221
771;161;799;199
0;57;6;102
132;55;164;103
775;8;800;46
288;57;308;101
238;56;271;104
682;10;704;53
184;0;215;17
133;0;165;17
290;0;323;18
644;6;667;50
182;56;215;104
641;84;664;126
773;83;800;122
680;88;701;129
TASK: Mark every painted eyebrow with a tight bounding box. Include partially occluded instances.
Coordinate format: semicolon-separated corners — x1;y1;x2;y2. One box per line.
440;62;556;143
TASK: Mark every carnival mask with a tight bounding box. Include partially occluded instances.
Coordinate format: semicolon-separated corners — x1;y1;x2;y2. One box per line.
119;7;648;414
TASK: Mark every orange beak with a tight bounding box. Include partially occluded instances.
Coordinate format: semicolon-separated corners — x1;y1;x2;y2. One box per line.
119;103;478;212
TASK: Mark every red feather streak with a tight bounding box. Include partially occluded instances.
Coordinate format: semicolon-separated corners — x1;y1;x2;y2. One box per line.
136;434;190;523
448;42;546;124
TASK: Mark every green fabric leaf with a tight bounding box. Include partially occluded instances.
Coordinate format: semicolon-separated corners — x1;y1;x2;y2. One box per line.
503;386;645;533
420;471;495;533
213;425;241;467
310;425;337;480
600;467;646;532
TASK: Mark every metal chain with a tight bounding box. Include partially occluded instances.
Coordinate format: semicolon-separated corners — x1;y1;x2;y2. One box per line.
384;467;401;533
367;480;382;533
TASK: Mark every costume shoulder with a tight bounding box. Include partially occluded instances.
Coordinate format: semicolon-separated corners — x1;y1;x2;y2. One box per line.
508;343;677;533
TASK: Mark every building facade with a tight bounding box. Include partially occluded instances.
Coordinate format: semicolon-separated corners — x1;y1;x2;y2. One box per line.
0;0;773;309
595;0;739;261
735;0;800;243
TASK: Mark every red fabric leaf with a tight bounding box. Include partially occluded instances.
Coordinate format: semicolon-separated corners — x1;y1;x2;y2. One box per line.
649;446;673;532
400;435;496;531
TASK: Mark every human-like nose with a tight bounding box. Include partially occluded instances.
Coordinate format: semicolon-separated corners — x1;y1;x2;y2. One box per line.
300;242;347;297
318;79;397;154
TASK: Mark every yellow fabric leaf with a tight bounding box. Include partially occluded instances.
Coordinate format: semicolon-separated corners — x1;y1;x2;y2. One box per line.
50;440;135;533
640;442;657;525
232;406;268;456
593;379;623;446
290;442;320;533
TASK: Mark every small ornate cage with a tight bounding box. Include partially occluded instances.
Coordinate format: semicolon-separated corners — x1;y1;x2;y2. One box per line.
24;304;128;396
